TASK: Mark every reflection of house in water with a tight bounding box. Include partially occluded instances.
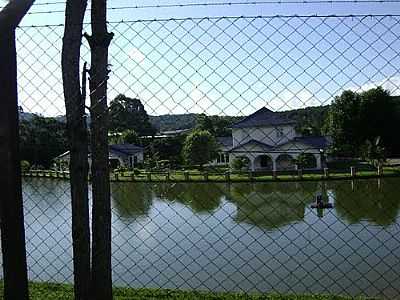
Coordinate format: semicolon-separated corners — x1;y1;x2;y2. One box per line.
228;182;319;230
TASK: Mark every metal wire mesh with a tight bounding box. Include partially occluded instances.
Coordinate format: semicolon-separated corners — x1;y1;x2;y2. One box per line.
3;14;400;299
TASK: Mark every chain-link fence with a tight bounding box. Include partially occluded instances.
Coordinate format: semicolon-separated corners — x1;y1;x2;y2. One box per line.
3;13;400;299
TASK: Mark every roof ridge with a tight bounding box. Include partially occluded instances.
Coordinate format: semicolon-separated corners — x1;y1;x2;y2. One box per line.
231;106;296;128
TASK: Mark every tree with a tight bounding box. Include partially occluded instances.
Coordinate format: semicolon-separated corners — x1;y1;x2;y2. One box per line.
109;94;156;136
109;129;139;145
0;1;34;299
358;87;399;155
62;0;90;298
182;130;218;166
360;137;386;168
326;87;399;157
294;153;317;169
84;0;114;297
326;90;362;156
196;114;233;137
19;116;68;168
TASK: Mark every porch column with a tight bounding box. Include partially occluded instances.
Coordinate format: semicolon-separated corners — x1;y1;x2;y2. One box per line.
316;153;322;169
270;153;277;171
250;156;255;171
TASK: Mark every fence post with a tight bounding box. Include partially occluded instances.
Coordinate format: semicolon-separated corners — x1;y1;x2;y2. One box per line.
166;171;170;181
273;170;277;180
324;168;329;179
147;172;152;181
297;169;303;179
204;171;209;181
225;171;230;182
377;165;383;176
350;166;356;178
184;171;189;181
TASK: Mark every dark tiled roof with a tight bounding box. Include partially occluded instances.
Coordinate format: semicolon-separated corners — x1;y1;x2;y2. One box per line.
229;139;274;152
231;107;296;128
216;136;233;148
109;144;143;156
291;136;331;149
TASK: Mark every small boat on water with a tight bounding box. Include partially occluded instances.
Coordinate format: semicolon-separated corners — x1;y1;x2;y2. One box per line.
311;193;333;209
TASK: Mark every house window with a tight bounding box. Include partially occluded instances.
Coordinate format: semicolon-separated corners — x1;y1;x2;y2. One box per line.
217;153;229;164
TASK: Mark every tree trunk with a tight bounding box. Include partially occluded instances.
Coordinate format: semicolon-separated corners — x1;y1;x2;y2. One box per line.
0;1;34;299
85;0;113;299
61;1;90;300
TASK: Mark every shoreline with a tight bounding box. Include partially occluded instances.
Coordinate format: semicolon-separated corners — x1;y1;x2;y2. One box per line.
22;167;400;183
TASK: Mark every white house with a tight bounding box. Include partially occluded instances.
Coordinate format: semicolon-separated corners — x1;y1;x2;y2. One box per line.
220;107;330;171
55;143;144;170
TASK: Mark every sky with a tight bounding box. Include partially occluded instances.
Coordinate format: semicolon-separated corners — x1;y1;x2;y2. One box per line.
2;0;400;116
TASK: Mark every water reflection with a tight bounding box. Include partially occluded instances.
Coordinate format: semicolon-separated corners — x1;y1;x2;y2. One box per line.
332;179;400;226
21;177;400;298
154;182;227;213
227;182;320;230
110;179;400;229
111;182;153;220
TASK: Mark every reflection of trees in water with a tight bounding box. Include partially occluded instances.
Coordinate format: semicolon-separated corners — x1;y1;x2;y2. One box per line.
331;178;400;226
111;182;153;220
153;182;228;214
110;178;400;228
228;182;319;230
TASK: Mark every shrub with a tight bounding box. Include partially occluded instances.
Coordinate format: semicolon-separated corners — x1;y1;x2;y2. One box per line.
21;160;31;172
231;156;250;171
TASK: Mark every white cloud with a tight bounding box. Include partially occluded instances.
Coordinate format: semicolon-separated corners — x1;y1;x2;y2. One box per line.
270;88;319;111
189;86;215;114
129;48;145;64
350;76;400;96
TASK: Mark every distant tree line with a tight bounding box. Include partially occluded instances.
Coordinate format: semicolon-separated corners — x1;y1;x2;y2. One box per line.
19;87;400;169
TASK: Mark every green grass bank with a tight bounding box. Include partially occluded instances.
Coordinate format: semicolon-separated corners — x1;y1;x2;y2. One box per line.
0;282;379;300
22;166;400;183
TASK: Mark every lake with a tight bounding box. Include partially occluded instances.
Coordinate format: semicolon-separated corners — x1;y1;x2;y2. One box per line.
12;178;400;298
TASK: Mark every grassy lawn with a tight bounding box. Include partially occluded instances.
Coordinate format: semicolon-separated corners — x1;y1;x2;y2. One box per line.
0;282;378;299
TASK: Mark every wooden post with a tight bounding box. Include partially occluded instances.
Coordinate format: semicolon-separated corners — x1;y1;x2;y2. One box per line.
0;2;34;299
225;171;230;182
166;172;170;181
377;165;383;176
324;168;329;178
184;171;189;181
350;166;356;178
147;172;152;181
297;169;303;179
273;170;277;180
204;171;208;181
